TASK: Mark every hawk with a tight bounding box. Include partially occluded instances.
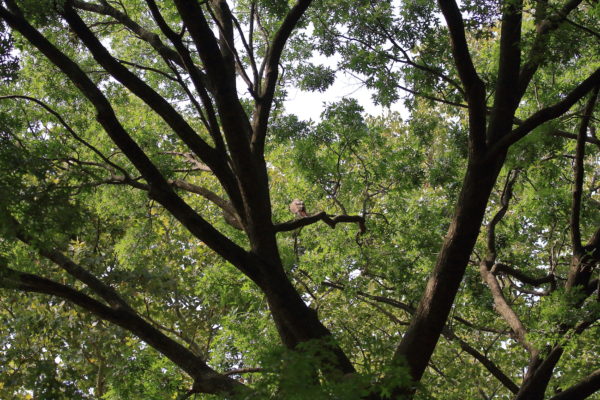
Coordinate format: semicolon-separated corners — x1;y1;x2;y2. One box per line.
289;199;308;217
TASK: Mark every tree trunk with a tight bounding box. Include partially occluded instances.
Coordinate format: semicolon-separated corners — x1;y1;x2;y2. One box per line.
250;233;356;374
392;153;506;397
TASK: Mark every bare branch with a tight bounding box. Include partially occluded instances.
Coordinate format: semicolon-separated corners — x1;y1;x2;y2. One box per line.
487;68;600;159
492;263;555;287
274;211;366;233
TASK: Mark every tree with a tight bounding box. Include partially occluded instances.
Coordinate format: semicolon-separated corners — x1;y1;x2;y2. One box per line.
0;0;598;399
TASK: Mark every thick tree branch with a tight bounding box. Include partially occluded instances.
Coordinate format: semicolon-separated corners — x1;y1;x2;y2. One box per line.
71;0;184;71
62;5;228;177
143;0;226;156
207;0;256;97
251;0;313;154
486;0;523;144
437;0;487;153
487;68;600;159
571;86;599;253
491;263;555;287
171;0;246;123
171;0;277;229
0;265;246;396
77;0;225;155
518;0;585;97
548;369;600;400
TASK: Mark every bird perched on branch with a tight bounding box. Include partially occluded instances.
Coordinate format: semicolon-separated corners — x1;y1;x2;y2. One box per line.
289;199;308;217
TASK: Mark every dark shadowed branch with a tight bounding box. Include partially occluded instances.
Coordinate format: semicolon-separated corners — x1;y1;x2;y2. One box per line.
0;264;247;396
571;86;599;253
274;211;366;233
548;369;600;400
487;69;600;158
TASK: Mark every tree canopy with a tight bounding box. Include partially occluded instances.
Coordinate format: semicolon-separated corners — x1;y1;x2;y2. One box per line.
0;0;599;399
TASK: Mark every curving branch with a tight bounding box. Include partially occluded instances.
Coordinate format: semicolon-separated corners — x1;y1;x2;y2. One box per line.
480;170;539;355
480;261;538;355
491;263;555;287
486;170;520;262
161;151;213;172
548;369;600;400
274;211;365;233
76;173;243;230
487;68;600;159
0;264;246;396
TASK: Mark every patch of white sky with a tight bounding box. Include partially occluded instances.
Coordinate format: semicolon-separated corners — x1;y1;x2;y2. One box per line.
227;8;409;122
284;53;408;121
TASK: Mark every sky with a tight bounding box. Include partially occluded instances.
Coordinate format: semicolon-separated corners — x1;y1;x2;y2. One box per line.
282;56;407;121
284;72;388;121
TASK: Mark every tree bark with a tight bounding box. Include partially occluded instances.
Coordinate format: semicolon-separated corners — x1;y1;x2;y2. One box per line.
392;154;505;396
